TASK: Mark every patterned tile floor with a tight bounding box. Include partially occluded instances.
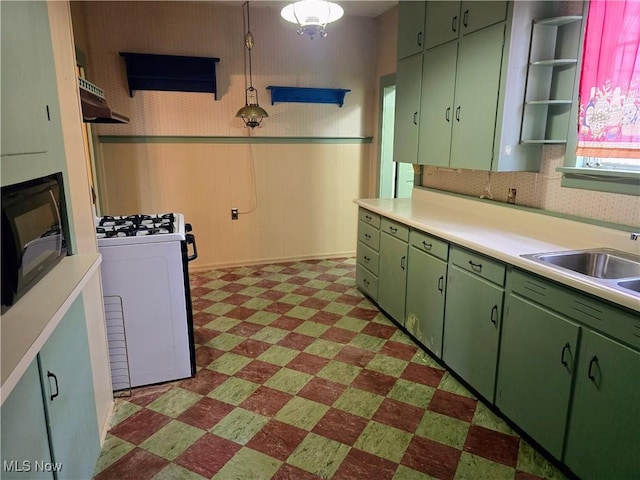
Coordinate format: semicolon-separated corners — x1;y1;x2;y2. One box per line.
93;258;568;480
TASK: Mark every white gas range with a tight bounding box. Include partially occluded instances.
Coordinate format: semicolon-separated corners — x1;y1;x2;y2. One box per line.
96;213;197;391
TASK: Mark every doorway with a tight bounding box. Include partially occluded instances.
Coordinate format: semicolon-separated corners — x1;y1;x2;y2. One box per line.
378;75;414;199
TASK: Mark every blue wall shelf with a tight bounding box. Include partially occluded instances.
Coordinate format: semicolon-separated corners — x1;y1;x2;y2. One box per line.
266;86;351;107
119;52;220;99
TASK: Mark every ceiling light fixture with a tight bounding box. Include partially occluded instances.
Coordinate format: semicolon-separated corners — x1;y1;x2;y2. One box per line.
236;1;268;128
281;0;344;39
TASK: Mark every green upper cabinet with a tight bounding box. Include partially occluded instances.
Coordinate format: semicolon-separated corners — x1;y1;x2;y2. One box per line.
397;1;427;60
496;294;579;459
397;1;562;170
564;329;640;480
0;0;52;158
39;298;101;480
449;23;505;170
393;53;423;164
459;1;508;35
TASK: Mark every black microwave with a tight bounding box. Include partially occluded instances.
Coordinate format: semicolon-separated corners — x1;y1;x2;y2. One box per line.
1;173;68;309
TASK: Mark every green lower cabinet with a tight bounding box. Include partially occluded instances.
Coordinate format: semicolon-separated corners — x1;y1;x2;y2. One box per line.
0;360;53;479
443;265;503;401
378;232;408;323
405;245;447;357
496;295;579;459
564;329;640;479
39;297;100;480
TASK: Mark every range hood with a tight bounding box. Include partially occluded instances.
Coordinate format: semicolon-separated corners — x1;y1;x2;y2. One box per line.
79;77;129;124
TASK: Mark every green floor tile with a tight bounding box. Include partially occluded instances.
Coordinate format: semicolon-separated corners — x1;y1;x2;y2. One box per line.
303;339;343;359
389;330;416;345
140;420;205;461
213;447;282;479
204;316;242;332
316;360;362;385
147;388;202;418
353;421;412;463
437;372;476;399
323;302;356;316
454;452;515;480
203;290;233;302
388;379;436;409
152;463;207;480
333;386;385;419
348;333;386;352
372;313;394;325
287;432;350;478
246;310;280;326
410;350;443;369
264;368;313;395
415;410;470;449
393;464;437;480
305;279;331;290
207;332;245;351
240;297;271;310
287;305;320;320
110;400;141;427
313;290;342;302
203;302;236;316
211;408;269;445
366;354;409;377
516;440;567;480
257;345;300;366
92;434;135;475
208;377;259;406
272;282;299;293
207;352;253;375
471;402;515;435
280;293;308;305
274;396;329;430
335;316;368;332
293;321;330;337
237;286;267;297
251;326;289;344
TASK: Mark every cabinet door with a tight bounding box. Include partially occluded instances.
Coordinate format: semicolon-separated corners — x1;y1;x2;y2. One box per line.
496;295;579;459
450;23;505;170
418;42;458;167
0;360;53;479
393;53;423;164
460;1;508;35
0;1;50;157
39;297;100;480
378;233;408;324
564;330;640;479
397;1;426;59
443;265;503;401
405;246;447;357
424;1;461;50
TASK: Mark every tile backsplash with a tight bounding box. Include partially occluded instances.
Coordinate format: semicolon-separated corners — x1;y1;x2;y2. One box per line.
421;146;639;227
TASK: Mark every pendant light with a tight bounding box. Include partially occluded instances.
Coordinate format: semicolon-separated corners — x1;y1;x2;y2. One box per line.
236;1;268;128
281;0;344;39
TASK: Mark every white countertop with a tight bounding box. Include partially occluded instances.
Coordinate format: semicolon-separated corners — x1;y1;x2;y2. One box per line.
1;253;102;404
355;189;640;313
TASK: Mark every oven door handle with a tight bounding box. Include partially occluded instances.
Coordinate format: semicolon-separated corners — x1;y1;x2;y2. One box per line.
186;233;198;262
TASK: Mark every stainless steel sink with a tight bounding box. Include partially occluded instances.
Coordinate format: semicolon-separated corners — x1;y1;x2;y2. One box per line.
618;279;640;294
531;250;640;279
521;248;640;297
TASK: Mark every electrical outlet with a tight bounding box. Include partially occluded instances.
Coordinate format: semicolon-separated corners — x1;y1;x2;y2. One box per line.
231;208;239;220
507;188;517;204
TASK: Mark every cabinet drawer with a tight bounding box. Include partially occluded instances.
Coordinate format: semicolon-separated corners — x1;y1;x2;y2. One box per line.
357;242;379;276
359;208;381;228
356;264;378;301
450;246;505;286
410;230;449;261
358;221;380;251
511;269;640;350
381;218;409;242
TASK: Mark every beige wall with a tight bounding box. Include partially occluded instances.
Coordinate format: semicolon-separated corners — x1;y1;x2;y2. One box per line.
98;142;368;269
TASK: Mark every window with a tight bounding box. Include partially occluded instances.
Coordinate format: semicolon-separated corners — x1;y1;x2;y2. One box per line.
563;0;640;195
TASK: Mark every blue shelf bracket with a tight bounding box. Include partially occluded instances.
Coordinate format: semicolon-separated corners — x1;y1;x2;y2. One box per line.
266;86;351;107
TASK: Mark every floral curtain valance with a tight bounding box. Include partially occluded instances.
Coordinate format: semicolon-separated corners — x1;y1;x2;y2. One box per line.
577;0;640;159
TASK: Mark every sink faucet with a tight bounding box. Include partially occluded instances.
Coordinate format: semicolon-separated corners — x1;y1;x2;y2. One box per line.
632;233;640;240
